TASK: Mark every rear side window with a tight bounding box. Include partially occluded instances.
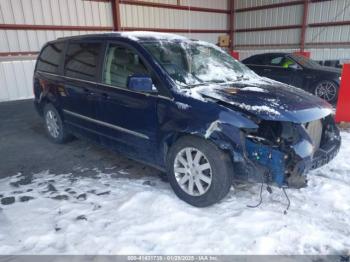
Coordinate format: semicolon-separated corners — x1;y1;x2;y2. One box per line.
37;42;64;74
64;42;102;81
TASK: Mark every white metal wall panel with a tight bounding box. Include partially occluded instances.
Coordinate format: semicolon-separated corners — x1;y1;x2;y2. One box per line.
306;0;350;43
235;29;301;46
306;48;350;61
120;5;227;30
235;0;294;9
181;0;228;10
306;25;350;43
178;33;223;44
0;60;35;102
308;0;350;24
235;5;303;29
0;0;113;26
0;30;110;53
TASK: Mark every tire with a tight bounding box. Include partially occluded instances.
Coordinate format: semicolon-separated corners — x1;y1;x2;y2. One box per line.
166;136;233;207
43;103;72;144
313;80;339;104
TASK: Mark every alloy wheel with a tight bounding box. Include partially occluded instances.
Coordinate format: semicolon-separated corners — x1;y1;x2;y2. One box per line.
174;147;212;196
45;110;60;138
315;80;337;102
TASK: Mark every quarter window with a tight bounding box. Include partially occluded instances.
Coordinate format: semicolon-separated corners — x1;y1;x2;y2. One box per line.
103;44;148;88
37;42;64;74
64;42;102;81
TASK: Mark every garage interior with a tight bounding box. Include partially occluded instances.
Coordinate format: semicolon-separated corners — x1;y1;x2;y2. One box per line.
0;0;350;256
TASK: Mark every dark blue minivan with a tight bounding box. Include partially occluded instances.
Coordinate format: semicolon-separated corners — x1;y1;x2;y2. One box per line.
34;32;341;207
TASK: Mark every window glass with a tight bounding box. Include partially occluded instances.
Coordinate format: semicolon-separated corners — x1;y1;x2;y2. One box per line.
142;41;257;87
37;42;64;74
103;44;148;88
270;56;297;68
64;42;102;81
270;56;284;65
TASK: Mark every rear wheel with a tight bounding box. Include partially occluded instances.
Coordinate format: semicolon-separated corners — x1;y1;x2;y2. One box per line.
314;80;338;103
43;103;72;144
166;136;233;207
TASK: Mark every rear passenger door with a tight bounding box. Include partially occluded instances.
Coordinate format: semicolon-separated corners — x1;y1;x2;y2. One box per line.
61;41;104;139
95;42;160;162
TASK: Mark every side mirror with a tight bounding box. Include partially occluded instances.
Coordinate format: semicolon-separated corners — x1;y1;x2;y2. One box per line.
127;75;155;93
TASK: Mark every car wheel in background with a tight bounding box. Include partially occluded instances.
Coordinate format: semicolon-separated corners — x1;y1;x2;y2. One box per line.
43;103;72;144
166;136;233;207
314;80;338;103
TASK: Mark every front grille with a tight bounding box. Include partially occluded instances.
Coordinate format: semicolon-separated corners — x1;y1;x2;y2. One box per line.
304;120;323;151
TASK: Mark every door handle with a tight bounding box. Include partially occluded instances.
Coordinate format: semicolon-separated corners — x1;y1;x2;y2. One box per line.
263;68;272;72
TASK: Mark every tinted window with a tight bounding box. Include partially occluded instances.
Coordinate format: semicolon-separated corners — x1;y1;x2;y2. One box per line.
244;55;265;65
37;42;64;74
103;44;148;88
64;42;102;81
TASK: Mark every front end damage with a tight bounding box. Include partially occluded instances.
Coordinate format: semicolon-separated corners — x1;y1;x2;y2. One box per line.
233;115;341;188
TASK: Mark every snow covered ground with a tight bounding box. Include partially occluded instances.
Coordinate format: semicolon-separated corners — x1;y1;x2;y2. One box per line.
0;133;349;255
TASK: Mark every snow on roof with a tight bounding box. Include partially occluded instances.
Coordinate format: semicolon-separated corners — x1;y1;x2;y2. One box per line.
119;31;187;41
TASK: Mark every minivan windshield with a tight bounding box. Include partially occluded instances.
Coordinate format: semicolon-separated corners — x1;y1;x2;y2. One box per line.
142;40;258;87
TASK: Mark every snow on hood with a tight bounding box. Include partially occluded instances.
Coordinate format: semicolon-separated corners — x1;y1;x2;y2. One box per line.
179;78;333;123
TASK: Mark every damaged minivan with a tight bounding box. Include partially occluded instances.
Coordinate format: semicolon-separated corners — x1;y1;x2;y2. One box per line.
33;32;341;207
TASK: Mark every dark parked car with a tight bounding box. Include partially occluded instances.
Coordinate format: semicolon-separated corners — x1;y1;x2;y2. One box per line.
34;32;341;207
242;53;342;103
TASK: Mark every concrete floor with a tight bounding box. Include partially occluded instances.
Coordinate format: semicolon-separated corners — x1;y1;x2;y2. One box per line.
0;99;161;180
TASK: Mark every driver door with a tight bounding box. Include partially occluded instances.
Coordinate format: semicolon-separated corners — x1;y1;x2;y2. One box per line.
263;55;303;87
95;42;159;163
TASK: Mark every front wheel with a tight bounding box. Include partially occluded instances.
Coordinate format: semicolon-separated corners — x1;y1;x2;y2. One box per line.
313;80;338;103
166;136;233;207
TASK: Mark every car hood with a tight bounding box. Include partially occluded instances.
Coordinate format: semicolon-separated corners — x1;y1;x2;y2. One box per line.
192;78;333;123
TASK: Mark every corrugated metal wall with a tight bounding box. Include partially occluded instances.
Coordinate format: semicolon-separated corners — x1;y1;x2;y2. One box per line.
0;59;35;102
0;0;229;101
0;0;113;54
234;0;350;62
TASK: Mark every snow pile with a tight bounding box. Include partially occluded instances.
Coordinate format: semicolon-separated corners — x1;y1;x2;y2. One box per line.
0;133;350;255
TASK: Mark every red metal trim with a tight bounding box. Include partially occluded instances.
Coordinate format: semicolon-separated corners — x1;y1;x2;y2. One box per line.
0;24;113;31
0;51;39;57
234;41;350;49
120;0;230;14
111;0;121;31
234;43;299;48
309;21;350;27
229;0;235;51
235;0;331;13
300;0;309;52
235;20;350;33
0;24;229;34
235;25;301;33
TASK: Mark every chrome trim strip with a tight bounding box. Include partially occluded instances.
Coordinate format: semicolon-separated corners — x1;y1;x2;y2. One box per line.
37;71;174;101
63;109;149;140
